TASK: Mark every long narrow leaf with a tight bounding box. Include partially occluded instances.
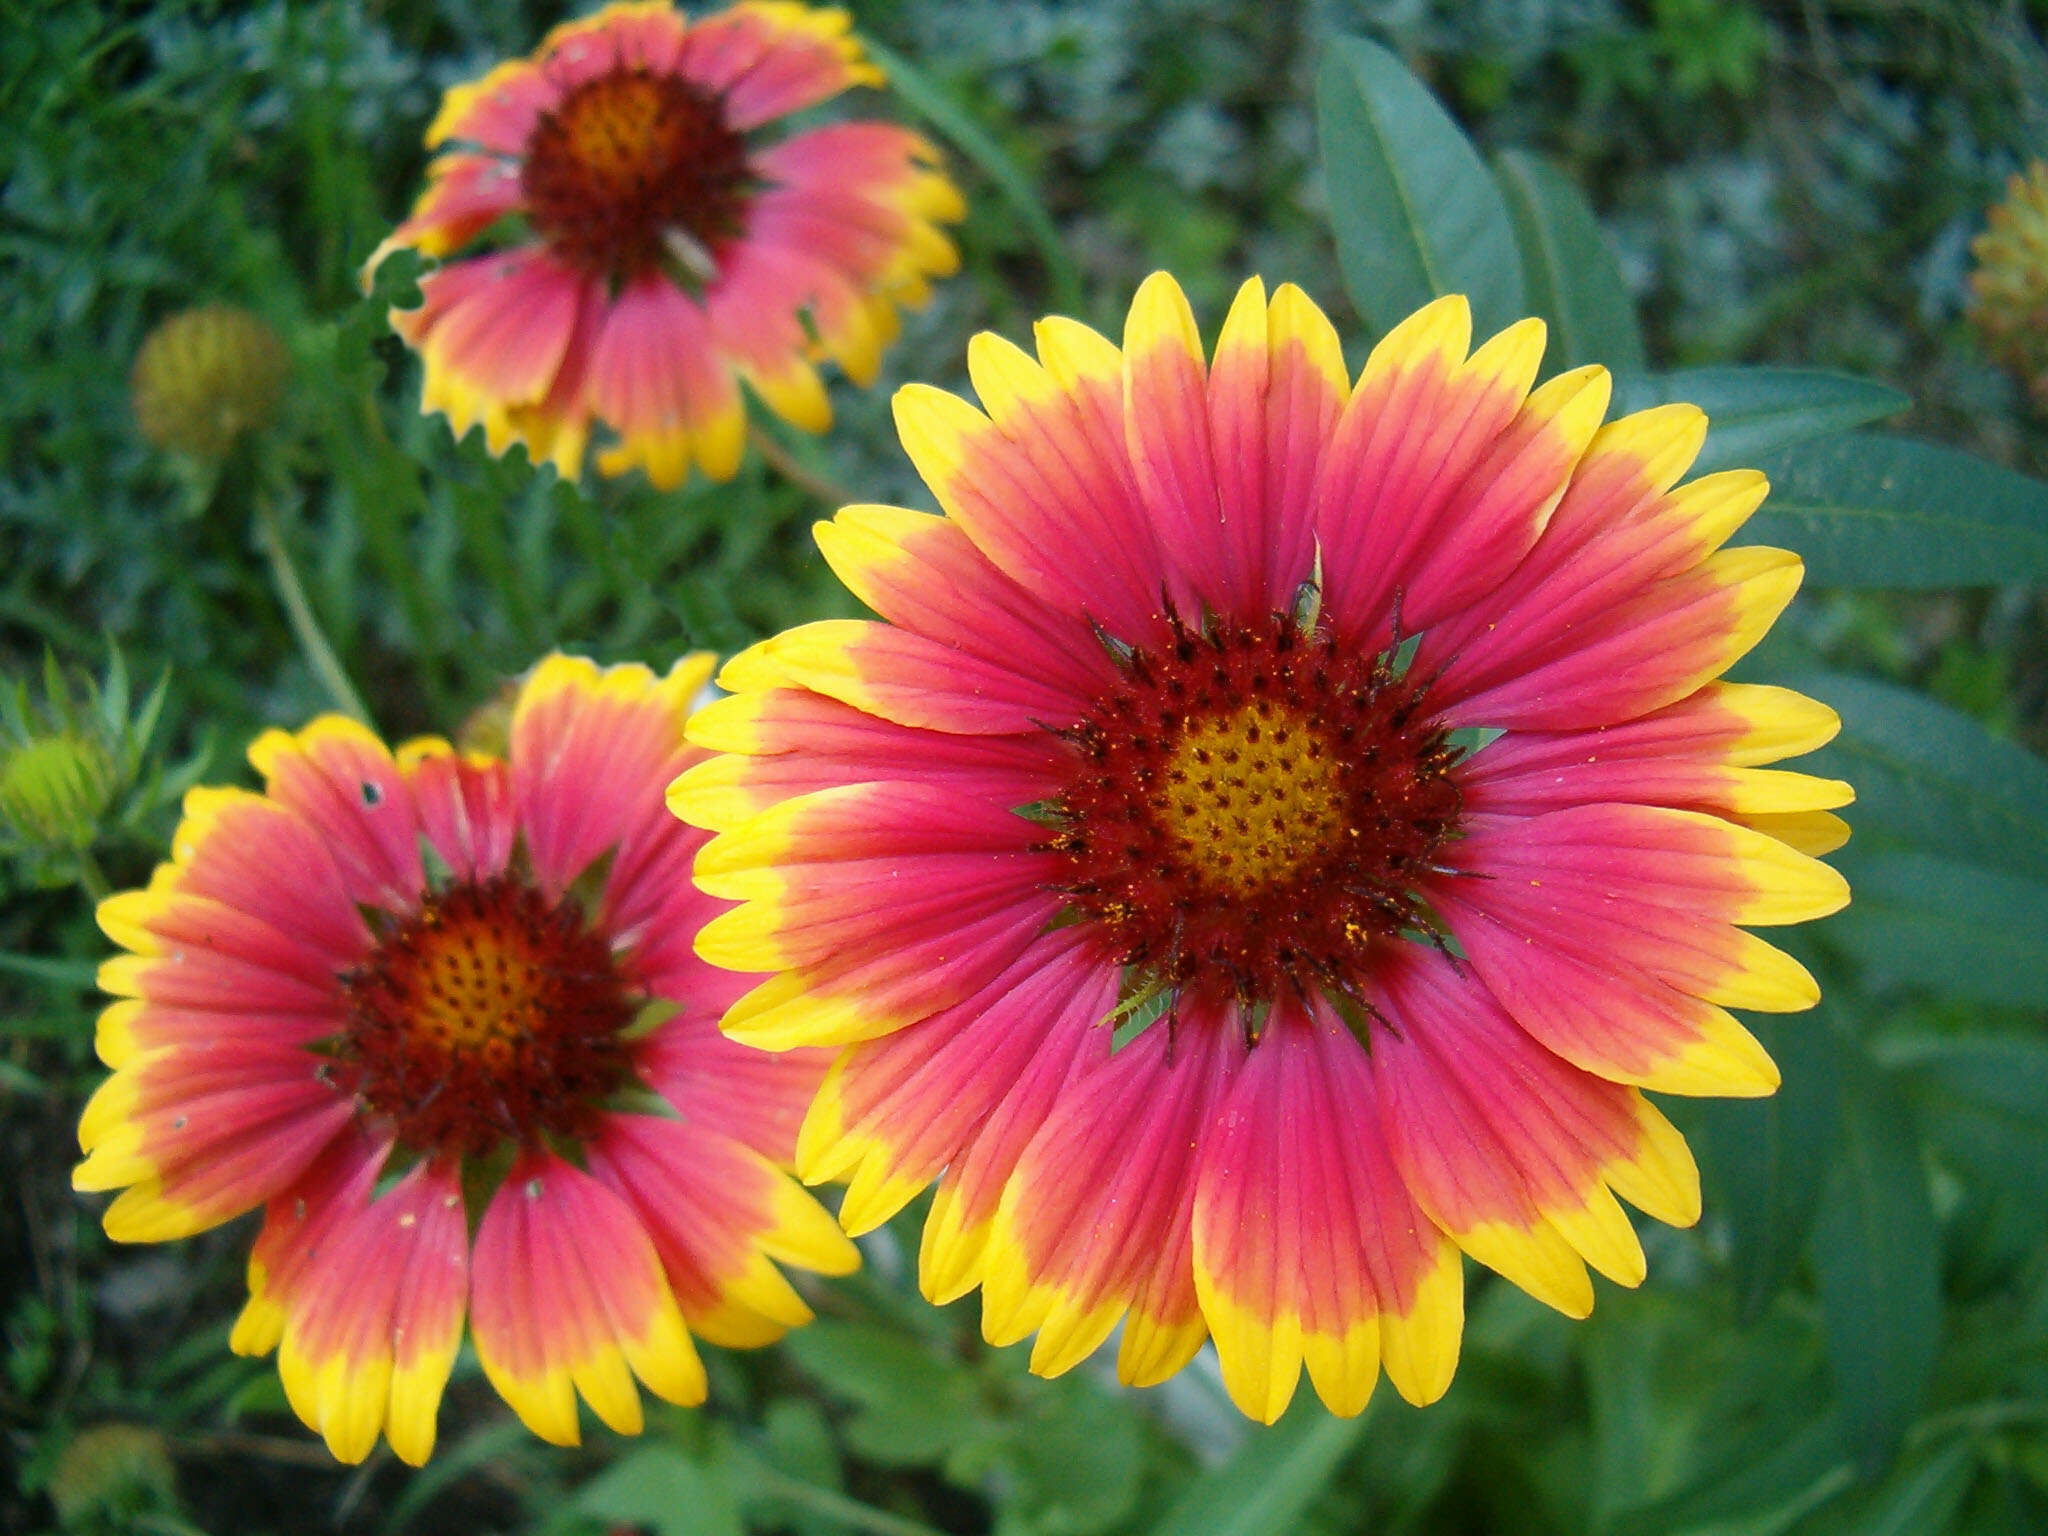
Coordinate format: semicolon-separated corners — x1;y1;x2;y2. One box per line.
1826;850;2048;1008
1891;1035;2048;1208
1146;1401;1367;1536
1692;1015;1842;1321
1494;148;1646;375
1610;367;1908;475
1749;433;2048;587
1315;35;1524;339
1812;1044;1942;1468
1784;672;2048;883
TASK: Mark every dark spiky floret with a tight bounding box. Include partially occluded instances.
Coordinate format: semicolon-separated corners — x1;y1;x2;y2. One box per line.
333;875;637;1157
1040;603;1463;1017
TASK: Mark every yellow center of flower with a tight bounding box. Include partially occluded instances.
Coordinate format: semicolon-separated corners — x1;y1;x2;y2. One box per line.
1157;701;1349;896
336;876;638;1157
405;916;558;1057
521;67;751;282
1043;608;1463;1012
560;73;671;189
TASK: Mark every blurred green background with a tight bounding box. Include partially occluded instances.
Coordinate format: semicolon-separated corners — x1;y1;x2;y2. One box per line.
6;1;2048;1532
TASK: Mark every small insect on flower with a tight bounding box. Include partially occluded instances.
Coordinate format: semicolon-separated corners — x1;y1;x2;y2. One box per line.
369;1;964;489
673;273;1854;1424
76;655;857;1465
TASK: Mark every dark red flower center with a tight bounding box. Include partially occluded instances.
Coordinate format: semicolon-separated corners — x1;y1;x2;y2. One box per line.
334;875;637;1158
1042;608;1462;1015
521;68;750;282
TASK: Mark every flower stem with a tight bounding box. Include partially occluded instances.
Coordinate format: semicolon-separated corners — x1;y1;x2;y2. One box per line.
749;424;852;508
75;848;111;905
253;494;372;725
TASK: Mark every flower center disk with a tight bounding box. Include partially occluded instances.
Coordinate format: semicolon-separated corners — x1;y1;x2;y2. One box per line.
1044;611;1463;1010
520;68;750;281
336;875;637;1157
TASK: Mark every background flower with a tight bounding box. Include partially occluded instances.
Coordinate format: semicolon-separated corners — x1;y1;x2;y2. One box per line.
76;654;856;1464
676;273;1852;1423
372;0;963;489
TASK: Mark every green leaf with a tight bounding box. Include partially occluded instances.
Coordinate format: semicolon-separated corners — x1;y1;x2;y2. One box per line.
1609;368;1908;476
574;1446;743;1536
1812;1045;1942;1468
1315;35;1524;340
376;1421;533;1536
759;1399;850;1536
1746;434;2048;587
1691;1014;1841;1321
1582;1293;1711;1523
1891;1036;2048;1203
1826;851;2048;1008
1493;148;1646;376
782;1319;986;1466
1145;1399;1366;1536
1612;1409;1854;1536
1008;1376;1144;1535
0;951;97;989
1785;672;2048;883
1848;1438;1981;1536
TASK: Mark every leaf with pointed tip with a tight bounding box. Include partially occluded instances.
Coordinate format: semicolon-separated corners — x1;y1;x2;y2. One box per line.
1316;35;1524;340
1494;148;1646;376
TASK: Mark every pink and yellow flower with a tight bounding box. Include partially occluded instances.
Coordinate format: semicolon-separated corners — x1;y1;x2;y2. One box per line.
76;655;857;1465
371;1;963;488
673;274;1854;1423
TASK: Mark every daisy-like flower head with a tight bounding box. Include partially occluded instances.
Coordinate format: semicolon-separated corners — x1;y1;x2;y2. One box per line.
674;275;1855;1424
371;1;964;489
76;656;857;1465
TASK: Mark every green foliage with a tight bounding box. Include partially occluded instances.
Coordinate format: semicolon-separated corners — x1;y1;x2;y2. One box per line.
1610;367;1909;475
1494;148;1646;376
1813;1036;1944;1467
1145;1400;1364;1536
1316;35;1525;341
1750;435;2048;588
1691;1016;1841;1323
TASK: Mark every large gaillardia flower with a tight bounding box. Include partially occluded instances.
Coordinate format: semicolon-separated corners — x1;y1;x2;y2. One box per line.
370;1;963;488
673;275;1853;1423
75;656;856;1464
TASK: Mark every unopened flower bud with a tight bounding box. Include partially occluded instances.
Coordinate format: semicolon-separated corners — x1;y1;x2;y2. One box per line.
1969;162;2048;411
131;304;291;460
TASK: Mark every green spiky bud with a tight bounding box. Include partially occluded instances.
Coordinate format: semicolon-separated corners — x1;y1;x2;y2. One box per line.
0;646;204;885
0;730;114;851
